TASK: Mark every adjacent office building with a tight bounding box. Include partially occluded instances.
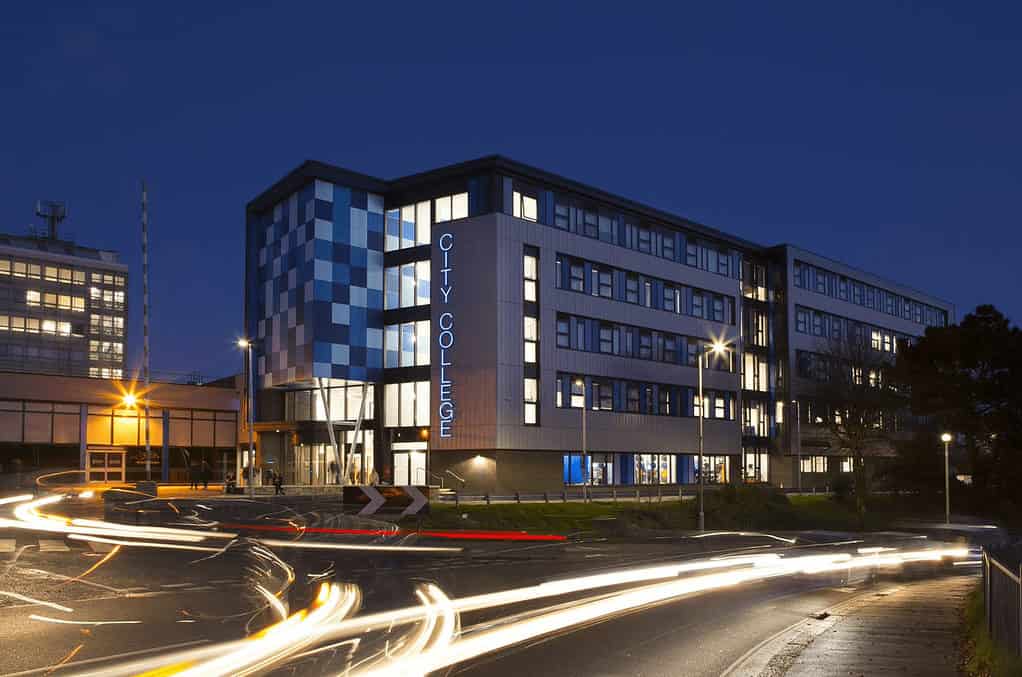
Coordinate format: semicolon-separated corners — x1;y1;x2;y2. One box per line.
244;156;953;492
0;231;128;379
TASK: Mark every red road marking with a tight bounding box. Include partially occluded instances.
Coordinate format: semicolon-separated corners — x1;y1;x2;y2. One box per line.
218;523;566;542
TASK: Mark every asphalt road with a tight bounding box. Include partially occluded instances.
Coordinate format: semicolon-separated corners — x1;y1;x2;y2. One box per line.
0;494;979;676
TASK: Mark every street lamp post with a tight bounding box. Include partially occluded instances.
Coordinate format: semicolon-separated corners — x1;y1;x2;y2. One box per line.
238;339;256;498
697;340;728;532
575;378;588;502
941;432;952;524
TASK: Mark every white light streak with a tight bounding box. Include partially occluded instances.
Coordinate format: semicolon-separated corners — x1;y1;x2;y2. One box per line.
29;614;141;626
0;590;74;612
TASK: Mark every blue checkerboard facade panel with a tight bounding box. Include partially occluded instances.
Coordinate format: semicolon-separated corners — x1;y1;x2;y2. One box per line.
248;180;384;387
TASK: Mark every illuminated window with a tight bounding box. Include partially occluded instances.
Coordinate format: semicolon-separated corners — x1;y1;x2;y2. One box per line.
433;192;468;223
26;290;40;307
523;316;538;363
800;455;828;473
570;378;585;409
45;266;59;282
524;378;538;425
523;252;538;302
512;191;538;222
0;260;9;276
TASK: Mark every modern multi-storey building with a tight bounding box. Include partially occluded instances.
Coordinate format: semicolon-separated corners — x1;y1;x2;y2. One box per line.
243;156;953;493
0;231;127;379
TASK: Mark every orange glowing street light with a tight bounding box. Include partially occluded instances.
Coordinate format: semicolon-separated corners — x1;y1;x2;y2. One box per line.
121;392;138;409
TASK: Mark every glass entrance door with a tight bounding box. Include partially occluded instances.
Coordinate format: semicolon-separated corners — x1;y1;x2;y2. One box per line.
88;450;125;483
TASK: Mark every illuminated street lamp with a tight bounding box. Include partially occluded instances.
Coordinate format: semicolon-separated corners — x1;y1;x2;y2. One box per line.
121;392;137;409
575;378;588;502
238;338;256;498
698;340;729;531
941;432;953;524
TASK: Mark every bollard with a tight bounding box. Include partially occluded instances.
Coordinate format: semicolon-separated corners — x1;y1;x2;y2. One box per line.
485;493;491;505
455;491;459;507
612;486;616;502
657;485;662;502
515;491;520;504
561;491;566;503
543;491;549;503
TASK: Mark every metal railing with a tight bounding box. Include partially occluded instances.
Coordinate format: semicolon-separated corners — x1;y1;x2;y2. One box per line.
435;484;715;505
984;550;1022;657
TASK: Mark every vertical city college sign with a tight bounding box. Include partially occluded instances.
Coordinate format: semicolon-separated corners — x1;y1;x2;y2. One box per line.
437;232;455;437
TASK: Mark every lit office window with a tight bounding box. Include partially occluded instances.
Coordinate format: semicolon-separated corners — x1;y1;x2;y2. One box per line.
524;378;538;425
26;290;40;307
385;201;433;251
523;316;538;363
523;252;538;302
570;378;584;408
840;457;853;473
384;382;430;427
385;321;430;368
416;201;431;246
512;191;538;222
434;193;468;223
800;456;828;473
416;261;430;305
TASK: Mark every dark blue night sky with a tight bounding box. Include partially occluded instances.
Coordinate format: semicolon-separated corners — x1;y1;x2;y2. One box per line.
2;2;1019;379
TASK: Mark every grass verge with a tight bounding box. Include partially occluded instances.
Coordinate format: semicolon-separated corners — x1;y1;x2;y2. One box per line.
400;486;940;534
962;583;1022;676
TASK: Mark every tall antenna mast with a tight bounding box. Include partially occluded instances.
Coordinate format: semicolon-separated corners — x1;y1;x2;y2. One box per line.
35;200;68;239
142;181;152;481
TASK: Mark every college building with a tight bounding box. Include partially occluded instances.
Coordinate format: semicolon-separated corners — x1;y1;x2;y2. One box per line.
243;156;954;493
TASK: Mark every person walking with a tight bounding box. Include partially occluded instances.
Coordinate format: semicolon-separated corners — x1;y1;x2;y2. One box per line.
189;462;199;490
200;460;211;490
272;471;284;496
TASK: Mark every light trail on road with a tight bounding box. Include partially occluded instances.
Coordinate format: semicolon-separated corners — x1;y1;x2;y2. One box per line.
0;494;461;554
69;541;969;677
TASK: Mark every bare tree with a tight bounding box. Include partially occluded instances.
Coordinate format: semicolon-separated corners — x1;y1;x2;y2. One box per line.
802;337;907;524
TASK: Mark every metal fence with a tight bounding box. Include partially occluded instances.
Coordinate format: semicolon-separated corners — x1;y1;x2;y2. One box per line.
435;484;704;505
984;550;1022;657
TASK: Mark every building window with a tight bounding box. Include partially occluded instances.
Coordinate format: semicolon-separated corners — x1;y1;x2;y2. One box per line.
523;251;538;302
643;281;652;307
596;269;612;298
840;457;853;473
569;263;584;292
433;193;468;223
598;325;614;354
800;455;828;473
384;263;430;310
626;384;640;412
570;378;585;408
556;317;570;348
524;378;538;425
625;274;639;304
384;381;430;427
385;201;431;252
523;316;538;363
662;234;675;260
512;191;538;222
583;210;598;238
554;203;570;230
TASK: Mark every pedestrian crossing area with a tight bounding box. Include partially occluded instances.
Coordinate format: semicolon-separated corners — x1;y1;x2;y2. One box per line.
0;535;103;554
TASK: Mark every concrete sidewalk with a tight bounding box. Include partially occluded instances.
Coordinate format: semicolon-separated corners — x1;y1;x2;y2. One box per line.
730;573;976;676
